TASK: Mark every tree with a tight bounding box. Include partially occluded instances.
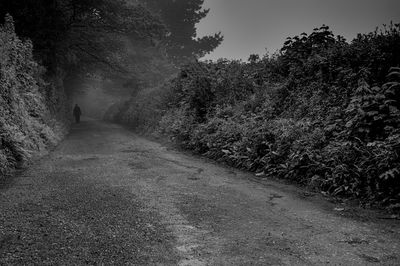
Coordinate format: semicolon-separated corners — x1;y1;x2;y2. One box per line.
140;0;223;63
0;0;165;74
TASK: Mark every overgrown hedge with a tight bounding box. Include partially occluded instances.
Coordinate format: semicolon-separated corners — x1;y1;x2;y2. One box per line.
0;16;69;176
108;24;400;209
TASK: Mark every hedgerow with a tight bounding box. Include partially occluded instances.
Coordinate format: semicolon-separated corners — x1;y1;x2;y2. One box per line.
0;15;69;176
109;23;400;209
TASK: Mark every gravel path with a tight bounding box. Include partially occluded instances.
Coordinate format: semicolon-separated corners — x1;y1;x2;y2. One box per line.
0;120;399;265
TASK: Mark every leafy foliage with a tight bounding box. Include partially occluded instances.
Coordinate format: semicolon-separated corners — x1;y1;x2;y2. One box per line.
0;16;68;176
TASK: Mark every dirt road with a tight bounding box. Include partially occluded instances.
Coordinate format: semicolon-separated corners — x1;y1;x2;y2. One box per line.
0;120;399;265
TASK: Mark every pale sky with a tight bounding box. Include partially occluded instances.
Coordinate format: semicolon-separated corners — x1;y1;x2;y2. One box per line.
196;0;400;61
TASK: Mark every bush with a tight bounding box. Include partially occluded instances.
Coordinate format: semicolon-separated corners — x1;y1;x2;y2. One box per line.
0;15;68;176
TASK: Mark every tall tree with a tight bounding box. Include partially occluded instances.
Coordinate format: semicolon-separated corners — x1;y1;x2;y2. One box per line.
140;0;223;63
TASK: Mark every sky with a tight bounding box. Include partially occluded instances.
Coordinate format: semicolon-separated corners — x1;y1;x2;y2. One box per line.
196;0;400;61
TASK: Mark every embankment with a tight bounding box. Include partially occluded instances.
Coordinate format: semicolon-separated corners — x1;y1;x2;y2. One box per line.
0;16;69;177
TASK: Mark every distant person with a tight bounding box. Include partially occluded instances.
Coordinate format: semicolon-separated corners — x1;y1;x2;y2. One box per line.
73;104;82;123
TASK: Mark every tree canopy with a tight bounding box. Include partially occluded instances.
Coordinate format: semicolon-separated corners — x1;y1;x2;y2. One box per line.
0;0;165;74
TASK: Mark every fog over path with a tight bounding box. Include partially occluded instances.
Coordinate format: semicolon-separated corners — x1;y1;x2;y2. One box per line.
0;120;399;265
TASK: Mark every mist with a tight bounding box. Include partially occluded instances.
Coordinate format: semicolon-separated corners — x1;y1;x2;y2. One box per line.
72;78;129;120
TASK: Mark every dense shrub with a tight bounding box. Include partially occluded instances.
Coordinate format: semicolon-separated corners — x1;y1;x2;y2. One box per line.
0;16;68;176
109;23;400;208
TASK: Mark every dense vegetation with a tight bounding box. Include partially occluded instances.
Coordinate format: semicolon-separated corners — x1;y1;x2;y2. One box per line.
107;24;400;210
0;16;68;175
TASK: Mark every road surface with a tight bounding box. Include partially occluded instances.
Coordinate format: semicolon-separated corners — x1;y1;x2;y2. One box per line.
1;120;399;265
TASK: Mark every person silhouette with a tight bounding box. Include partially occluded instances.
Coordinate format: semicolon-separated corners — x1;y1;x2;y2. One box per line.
73;104;82;123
